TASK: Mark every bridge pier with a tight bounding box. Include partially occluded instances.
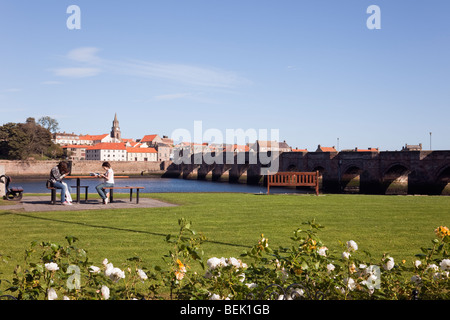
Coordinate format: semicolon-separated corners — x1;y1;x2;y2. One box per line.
162;150;450;195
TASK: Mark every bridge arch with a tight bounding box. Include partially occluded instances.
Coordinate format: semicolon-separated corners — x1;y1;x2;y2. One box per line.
436;165;450;195
341;165;363;193
382;163;410;195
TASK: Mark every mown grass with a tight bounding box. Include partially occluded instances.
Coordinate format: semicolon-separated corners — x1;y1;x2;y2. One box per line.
0;193;449;284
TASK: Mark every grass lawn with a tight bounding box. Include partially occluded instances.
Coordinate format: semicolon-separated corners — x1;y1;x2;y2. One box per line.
1;193;449;284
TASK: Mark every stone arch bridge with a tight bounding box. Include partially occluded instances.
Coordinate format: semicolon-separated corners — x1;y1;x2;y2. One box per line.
164;150;450;195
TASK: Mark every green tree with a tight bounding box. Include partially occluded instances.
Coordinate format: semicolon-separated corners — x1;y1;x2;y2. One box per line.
38;116;60;133
0;118;63;160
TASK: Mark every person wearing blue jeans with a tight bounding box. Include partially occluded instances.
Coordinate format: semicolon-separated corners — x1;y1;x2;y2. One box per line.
95;162;114;204
49;161;71;205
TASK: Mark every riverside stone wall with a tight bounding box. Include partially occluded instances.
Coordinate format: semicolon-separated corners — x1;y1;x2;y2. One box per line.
0;160;171;177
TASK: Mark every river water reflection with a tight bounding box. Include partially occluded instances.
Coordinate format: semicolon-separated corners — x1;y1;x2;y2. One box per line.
12;177;310;194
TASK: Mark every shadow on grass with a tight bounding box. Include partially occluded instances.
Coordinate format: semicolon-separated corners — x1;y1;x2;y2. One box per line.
1;212;250;250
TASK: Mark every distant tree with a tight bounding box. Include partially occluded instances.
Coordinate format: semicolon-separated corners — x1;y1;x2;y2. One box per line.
38;116;60;133
0;118;63;160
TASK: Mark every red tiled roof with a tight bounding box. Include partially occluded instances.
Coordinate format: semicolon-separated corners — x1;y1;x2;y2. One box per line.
292;148;308;152
141;134;158;142
87;143;126;150
356;148;379;152
79;134;109;141
62;145;90;149
126;147;157;153
319;147;337;152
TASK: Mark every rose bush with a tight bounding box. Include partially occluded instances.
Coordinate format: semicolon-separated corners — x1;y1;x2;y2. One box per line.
1;219;448;300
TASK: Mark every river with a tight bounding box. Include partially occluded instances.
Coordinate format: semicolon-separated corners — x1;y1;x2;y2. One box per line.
10;177;310;194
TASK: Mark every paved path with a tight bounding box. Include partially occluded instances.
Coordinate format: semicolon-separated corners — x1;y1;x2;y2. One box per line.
1;196;177;212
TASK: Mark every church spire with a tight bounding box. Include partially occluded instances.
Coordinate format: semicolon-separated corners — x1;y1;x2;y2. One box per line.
111;113;121;141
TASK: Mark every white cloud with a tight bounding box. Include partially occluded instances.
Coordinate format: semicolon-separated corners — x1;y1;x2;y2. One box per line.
52;47;251;88
66;47;101;63
114;60;251;88
53;67;101;78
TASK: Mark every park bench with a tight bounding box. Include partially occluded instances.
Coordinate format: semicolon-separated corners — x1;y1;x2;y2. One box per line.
0;175;24;201
47;185;57;204
267;171;320;195
46;184;88;205
70;185;89;202
103;186;145;204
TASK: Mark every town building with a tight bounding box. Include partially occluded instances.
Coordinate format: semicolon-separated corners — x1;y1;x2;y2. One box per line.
51;114;176;162
402;143;422;151
250;140;292;153
141;134;163;146
85;142;127;161
315;145;337;152
126;146;157;162
78;134;113;145
52;132;80;145
292;148;308;153
62;144;89;160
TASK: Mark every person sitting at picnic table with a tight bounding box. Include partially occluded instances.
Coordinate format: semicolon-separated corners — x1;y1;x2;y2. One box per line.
95;161;114;204
49;161;71;205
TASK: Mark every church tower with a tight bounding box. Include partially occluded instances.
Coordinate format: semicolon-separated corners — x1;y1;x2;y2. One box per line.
110;113;122;142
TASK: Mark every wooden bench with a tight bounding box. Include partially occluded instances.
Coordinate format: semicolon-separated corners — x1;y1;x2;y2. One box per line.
103;186;145;204
267;171;320;195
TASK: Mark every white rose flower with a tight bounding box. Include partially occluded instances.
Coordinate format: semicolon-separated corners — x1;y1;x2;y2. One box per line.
105;263;114;277
101;285;110;300
342;251;351;259
344;277;356;291
102;258;109;266
228;257;240;268
45;262;59;271
327;263;335;273
245;283;257;289
439;259;450;271
89;266;101;273
427;264;439;272
47;288;58;300
346;240;358;252
317;247;328;257
110;267;125;282
63;296;70;300
384;257;395;271
137;269;148;280
414;260;422;268
207;257;221;270
219;257;227;267
209;293;221;300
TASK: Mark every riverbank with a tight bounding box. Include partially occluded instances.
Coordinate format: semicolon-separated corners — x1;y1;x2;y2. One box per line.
0;159;171;178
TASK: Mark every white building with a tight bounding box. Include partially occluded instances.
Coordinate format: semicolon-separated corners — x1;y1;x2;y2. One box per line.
85;143;127;161
52;132;80;145
126;147;157;161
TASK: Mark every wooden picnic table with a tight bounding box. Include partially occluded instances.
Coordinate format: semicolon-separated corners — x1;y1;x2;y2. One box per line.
65;175;129;203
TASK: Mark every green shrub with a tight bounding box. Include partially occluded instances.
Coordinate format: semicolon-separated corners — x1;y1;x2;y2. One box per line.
1;220;449;300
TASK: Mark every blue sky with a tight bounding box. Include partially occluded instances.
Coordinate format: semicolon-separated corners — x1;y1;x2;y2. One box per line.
1;1;449;151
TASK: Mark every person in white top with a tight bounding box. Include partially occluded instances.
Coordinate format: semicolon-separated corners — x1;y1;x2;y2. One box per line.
95;161;114;204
